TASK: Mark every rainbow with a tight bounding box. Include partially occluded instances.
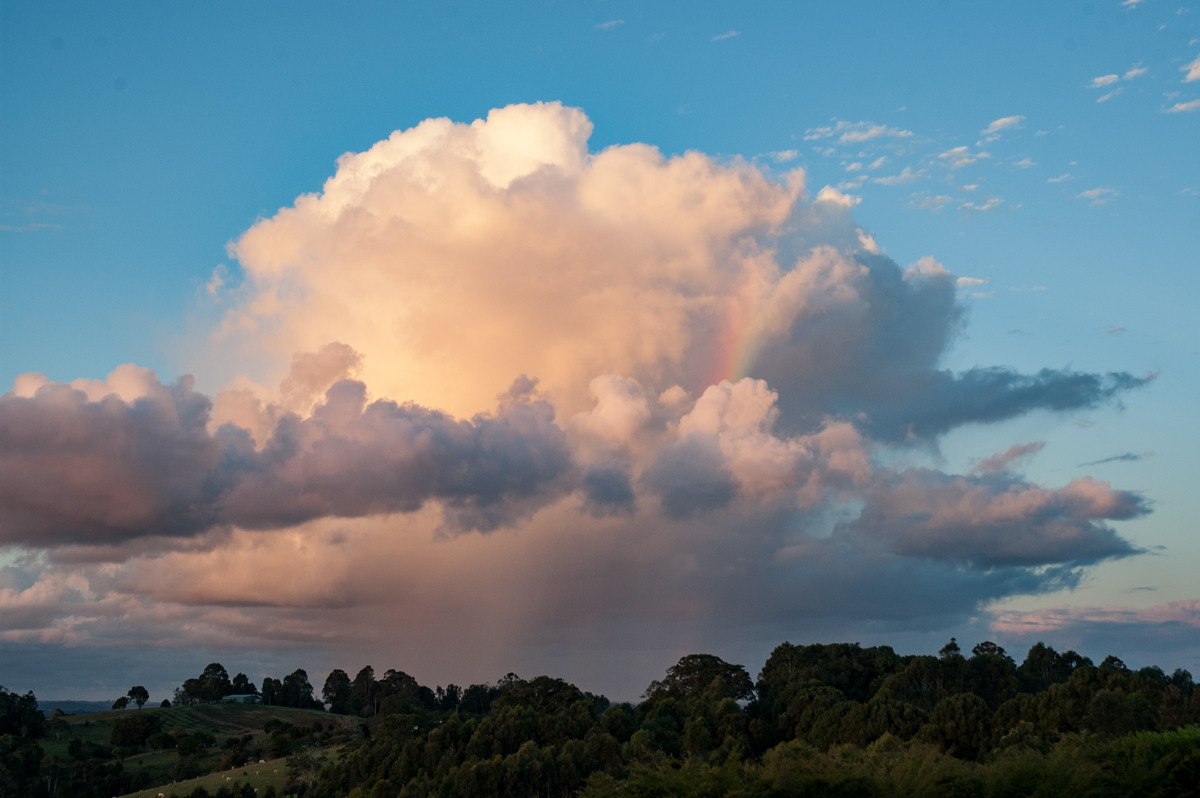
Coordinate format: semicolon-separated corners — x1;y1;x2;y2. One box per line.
704;294;767;388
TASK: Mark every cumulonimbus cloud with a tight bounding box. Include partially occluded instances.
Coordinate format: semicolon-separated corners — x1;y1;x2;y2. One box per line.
0;103;1159;695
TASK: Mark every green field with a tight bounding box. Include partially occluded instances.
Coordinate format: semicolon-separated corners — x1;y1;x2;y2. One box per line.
41;703;352;797
117;749;351;798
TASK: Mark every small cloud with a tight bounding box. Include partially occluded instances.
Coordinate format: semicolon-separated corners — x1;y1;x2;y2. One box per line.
1179;187;1200;196
961;183;979;192
911;194;953;211
594;19;624;30
1102;325;1127;335
1077;451;1155;467
1075;187;1119;205
1013;157;1037;168
1164;98;1200;113
815;186;861;207
1098;87;1125;103
804;119;913;144
711;30;740;41
1048;173;1073;183
1090;74;1120;88
960;197;1003;213
982;115;1025;135
845;161;864;172
1182;54;1200;82
956;276;990;287
206;264;229;297
867;156;888;170
1012;285;1047;292
1121;0;1147;7
972;441;1045;475
874;166;924;186
979;115;1025;143
938;146;987;169
770;149;799;163
1124;65;1148;79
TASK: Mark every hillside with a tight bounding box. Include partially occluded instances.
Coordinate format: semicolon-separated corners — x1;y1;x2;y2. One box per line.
37;702;352;797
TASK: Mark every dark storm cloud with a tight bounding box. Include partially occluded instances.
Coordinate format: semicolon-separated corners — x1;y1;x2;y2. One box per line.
870;367;1156;440
841;468;1148;567
643;436;739;519
0;374;574;548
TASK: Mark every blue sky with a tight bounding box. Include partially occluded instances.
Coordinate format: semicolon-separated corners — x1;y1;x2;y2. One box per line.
1;1;1198;701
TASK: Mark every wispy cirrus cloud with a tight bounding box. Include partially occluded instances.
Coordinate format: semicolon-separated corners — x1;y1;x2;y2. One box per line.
874;165;924;185
960;197;1003;213
938;145;989;169
1088;64;1148;102
805;118;914;144
1077;451;1155;467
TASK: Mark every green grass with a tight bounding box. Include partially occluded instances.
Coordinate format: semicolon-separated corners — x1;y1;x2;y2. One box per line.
118;746;347;798
41;703;353;797
119;752;295;798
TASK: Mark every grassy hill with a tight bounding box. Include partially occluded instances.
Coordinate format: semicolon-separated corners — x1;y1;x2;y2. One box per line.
41;703;354;797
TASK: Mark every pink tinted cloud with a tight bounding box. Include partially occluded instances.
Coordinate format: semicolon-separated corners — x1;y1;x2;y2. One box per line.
0;104;1161;696
845;470;1145;566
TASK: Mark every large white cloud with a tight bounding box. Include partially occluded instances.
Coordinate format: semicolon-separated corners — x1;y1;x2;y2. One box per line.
0;103;1158;698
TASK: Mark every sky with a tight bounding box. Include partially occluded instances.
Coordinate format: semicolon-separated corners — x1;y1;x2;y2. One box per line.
1;1;1198;704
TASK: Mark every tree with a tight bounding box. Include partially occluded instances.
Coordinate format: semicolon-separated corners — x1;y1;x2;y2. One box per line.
643;654;754;703
199;662;233;702
231;672;258;695
112;696;130;711
110;711;163;746
437;683;462;711
281;668;317;708
261;677;282;706
322;668;352;714
350;666;377;716
0;685;45;738
127;685;150;709
939;638;962;660
920;693;991;759
970;641;1009;660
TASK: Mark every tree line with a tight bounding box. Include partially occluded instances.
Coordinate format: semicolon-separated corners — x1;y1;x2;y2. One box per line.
3;638;1199;797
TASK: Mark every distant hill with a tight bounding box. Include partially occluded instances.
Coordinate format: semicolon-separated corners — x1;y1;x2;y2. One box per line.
39;699;118;715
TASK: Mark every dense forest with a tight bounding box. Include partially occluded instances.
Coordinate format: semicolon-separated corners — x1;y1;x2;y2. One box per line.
3;639;1199;797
